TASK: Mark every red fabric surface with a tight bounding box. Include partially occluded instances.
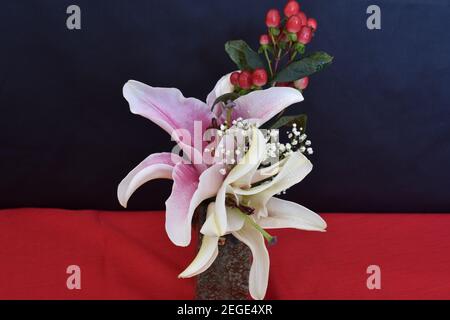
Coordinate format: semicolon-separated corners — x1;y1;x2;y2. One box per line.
0;208;449;300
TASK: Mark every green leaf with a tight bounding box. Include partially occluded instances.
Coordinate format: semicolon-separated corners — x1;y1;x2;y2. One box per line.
225;40;265;71
274;52;333;82
269;114;308;131
211;92;240;111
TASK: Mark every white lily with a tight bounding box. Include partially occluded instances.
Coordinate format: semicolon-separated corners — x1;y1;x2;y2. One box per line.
179;127;327;300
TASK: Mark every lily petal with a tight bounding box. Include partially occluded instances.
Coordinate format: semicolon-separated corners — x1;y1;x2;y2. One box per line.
200;202;221;237
234;151;312;219
259;197;327;231
227;127;267;186
232;87;304;127
178;234;219;278
257;151;312;200
123;80;212;164
233;151;311;197
233;220;270;300
226;208;246;232
187;164;225;237
165;163;200;246
206;73;235;111
250;158;288;185
117;152;182;208
215;128;267;235
201;205;245;236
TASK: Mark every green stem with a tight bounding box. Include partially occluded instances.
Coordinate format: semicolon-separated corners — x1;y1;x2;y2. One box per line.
264;49;273;77
290;51;298;63
270;34;277;49
274;49;282;73
272;49;283;87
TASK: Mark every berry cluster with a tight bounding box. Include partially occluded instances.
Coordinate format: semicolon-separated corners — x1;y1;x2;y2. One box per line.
230;69;268;90
265;1;317;45
230;1;318;93
261;0;317;90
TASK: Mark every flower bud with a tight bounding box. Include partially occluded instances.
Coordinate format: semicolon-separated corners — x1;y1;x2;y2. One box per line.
252;68;268;87
294;77;309;90
266;9;281;28
297;26;312;44
238;71;253;89
296;11;307;26
307;18;317;30
284;1;300;17
259;34;270;46
230;72;240;86
286;15;302;33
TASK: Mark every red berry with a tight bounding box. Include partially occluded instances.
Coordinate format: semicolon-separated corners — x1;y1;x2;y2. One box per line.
294;77;309;90
284;1;300;17
296;11;307;26
252;68;268;87
259;34;270;46
238;71;253;89
230;72;240;86
286;15;302;33
307;18;317;30
298;26;312;44
266;9;281;28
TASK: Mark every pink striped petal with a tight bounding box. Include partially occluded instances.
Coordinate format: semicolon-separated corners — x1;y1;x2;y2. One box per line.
123;81;213;164
232;87;304;126
117;153;182;208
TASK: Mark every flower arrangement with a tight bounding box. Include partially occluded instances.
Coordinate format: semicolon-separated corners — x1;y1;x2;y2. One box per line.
118;0;332;300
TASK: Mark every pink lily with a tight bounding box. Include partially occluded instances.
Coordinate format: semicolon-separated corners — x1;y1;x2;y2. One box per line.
117;74;304;247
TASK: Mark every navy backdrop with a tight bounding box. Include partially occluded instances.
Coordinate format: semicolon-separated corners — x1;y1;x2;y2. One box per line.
0;0;449;212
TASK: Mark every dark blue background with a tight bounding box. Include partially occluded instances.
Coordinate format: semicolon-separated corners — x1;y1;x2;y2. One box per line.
0;0;449;212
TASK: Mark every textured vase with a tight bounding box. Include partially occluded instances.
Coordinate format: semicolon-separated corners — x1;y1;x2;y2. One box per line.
194;206;251;300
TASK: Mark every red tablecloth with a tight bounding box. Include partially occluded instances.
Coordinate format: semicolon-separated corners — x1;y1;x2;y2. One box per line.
0;209;449;300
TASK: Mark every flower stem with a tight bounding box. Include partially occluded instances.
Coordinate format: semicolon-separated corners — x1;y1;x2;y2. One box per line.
290;51;298;63
264;49;273;78
274;49;282;73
